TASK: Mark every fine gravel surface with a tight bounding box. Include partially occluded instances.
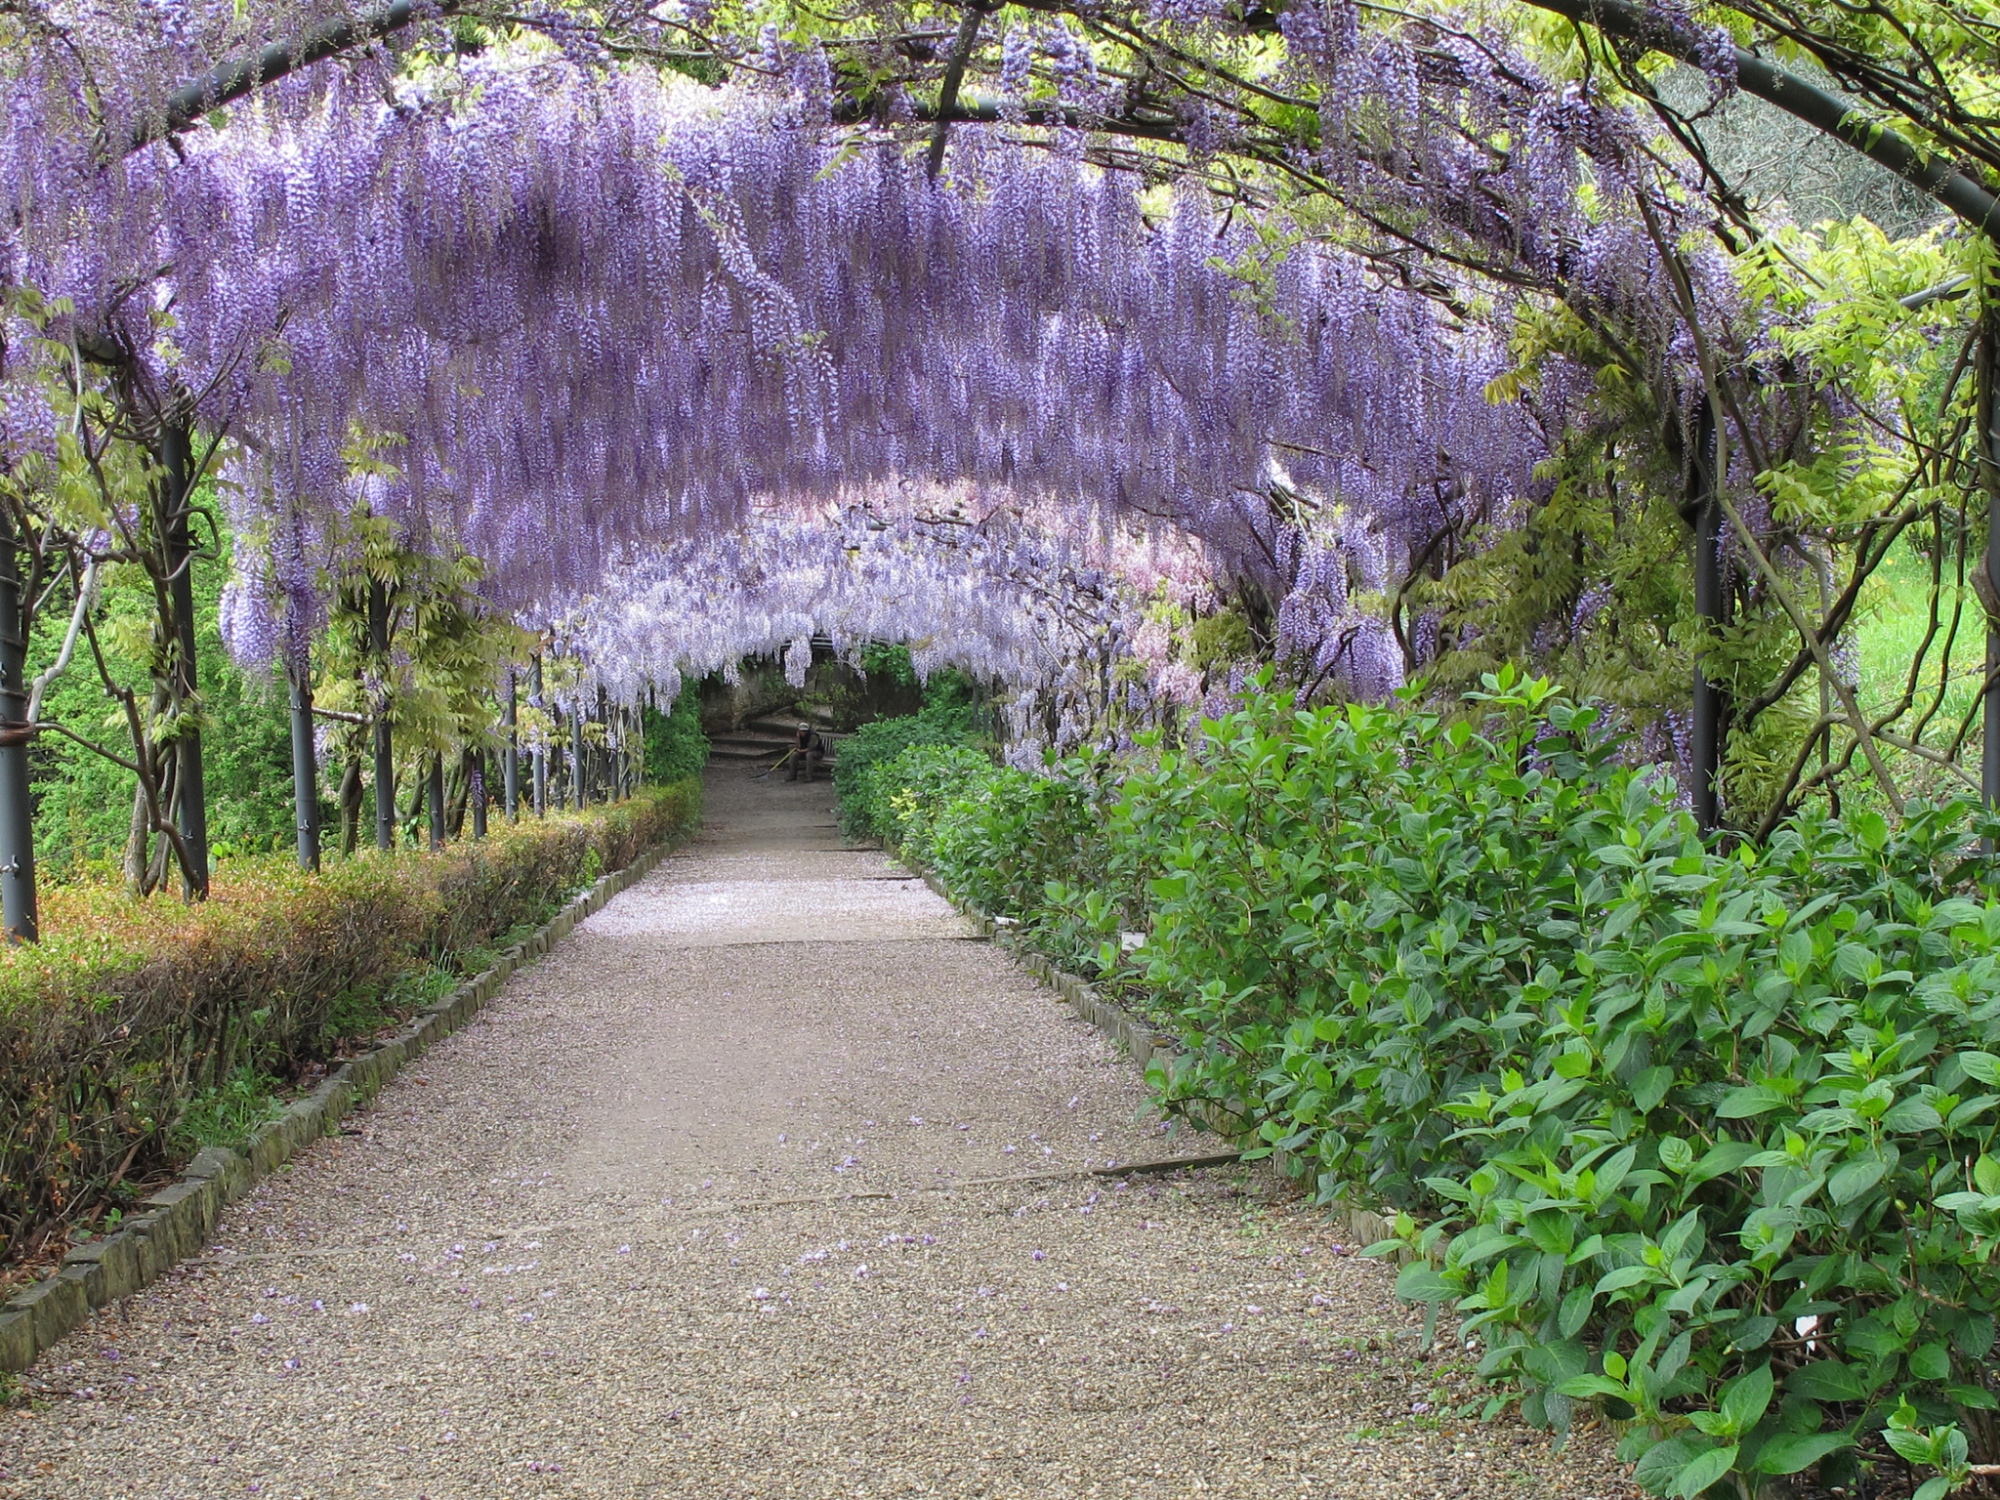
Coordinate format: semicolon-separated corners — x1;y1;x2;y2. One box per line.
0;768;1638;1500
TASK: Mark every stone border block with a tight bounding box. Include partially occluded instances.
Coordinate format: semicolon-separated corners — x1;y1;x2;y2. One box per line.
905;861;1178;1072
0;1306;32;1372
0;825;692;1374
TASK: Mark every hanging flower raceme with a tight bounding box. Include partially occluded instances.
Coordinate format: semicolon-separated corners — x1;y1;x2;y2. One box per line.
547;496;1189;716
59;50;1547;661
8;30;1569;721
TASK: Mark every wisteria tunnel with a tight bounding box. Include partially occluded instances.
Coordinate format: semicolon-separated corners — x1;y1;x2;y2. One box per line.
5;0;2000;1496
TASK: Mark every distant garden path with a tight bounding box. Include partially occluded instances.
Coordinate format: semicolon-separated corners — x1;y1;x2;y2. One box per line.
1;770;1634;1499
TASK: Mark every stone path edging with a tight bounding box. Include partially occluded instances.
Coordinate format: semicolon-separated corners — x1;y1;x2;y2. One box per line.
898;852;1399;1254
0;827;695;1376
913;867;1177;1072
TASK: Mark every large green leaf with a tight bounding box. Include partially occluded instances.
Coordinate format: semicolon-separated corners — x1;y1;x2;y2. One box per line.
1632;1436;1707;1496
1786;1361;1870;1403
1395;1264;1452;1303
1751;1431;1849;1476
1669;1443;1739;1498
1631;1064;1674;1113
1718;1084;1791;1118
1719;1364;1774;1433
1828;1158;1887;1205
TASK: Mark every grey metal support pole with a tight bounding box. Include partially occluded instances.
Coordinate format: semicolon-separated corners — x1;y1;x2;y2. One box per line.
288;667;321;871
552;704;565;811
427;755;445;850
471;751;488;840
573;707;588;809
503;675;519;821
161;423;209;898
597;687;614;801
1689;399;1725;834
369;576;395;851
621;709;631;798
1983;325;2000;816
1987;501;2000;814
531;655;547;818
0;510;38;942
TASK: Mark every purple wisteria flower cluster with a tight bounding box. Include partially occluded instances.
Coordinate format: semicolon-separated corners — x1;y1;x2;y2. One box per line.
6;26;1563;718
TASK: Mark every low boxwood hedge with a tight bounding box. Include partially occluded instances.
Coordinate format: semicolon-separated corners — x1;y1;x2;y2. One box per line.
0;780;699;1272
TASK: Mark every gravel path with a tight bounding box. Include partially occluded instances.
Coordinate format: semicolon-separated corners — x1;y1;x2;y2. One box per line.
0;770;1637;1500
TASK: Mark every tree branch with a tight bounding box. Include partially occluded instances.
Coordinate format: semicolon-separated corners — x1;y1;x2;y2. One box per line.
926;3;989;181
133;0;466;154
1521;0;2000;236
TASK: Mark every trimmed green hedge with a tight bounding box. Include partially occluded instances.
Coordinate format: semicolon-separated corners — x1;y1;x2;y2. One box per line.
0;780;700;1269
862;675;2000;1500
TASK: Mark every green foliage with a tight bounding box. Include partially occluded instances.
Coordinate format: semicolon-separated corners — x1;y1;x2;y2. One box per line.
836;717;969;838
1428;219;1994;831
320;963;462;1053
911;668;982;737
872;672;2000;1496
168;1067;286;1157
865;743;995;864
832;671;985;838
858;641;920;690
1189;607;1255;675
933;758;1104;929
643;690;710;784
864;743;1114;959
29;534;295;878
306;500;533;795
1425;303;1695;736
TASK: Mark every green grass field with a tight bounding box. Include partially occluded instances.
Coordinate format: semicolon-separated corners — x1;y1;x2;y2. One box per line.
1851;539;1987;801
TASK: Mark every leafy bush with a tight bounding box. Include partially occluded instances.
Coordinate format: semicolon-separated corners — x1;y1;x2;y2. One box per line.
858;641;921;690
926;760;1109;941
854;739;1110;954
644;691;711;783
834;680;984;838
0;780;700;1267
870;672;2000;1500
868;743;995;864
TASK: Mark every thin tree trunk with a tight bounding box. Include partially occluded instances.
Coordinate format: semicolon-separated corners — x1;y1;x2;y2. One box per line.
368;577;395;852
160;422;208;899
503;678;519;820
446;753;469;838
531;656;547;817
470;750;487;839
289;668;321;871
123;778;150;892
338;757;362;856
427;755;445;851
